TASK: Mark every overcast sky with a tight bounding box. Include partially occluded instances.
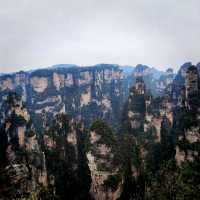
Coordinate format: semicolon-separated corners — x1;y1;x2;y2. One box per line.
0;0;200;73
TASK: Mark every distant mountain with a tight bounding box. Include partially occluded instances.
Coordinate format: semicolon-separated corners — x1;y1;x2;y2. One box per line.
119;65;134;75
150;67;165;79
0;63;178;98
95;63;119;67
173;62;192;86
133;64;149;73
197;62;200;73
128;64;170;96
51;64;78;68
133;64;164;80
165;62;200;103
118;64;174;96
156;68;175;95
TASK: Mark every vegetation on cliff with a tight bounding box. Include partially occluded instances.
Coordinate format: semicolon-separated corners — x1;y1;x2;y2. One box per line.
0;63;200;200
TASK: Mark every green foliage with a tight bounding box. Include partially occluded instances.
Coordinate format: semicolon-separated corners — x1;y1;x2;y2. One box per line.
176;160;200;200
46;113;71;139
11;112;27;127
26;129;35;137
147;159;200;200
147;160;179;200
44;113;92;200
128;93;146;114
160;117;175;162
5;92;21;105
97;162;112;172
119;157;138;200
103;174;121;192
147;97;162;116
90;120;116;147
175;108;197;131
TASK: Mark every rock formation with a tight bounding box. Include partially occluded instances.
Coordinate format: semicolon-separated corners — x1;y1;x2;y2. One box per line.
87;120;122;200
0;65;124;130
0;93;47;199
1;62;200;199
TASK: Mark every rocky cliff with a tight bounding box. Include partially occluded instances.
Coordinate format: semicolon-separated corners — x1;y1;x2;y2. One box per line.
0;63;179;131
1;62;200;199
118;64;200;199
0;93;47;199
0;64;124;130
174;65;200;167
0;92;92;199
87;120;122;200
123;64;175;97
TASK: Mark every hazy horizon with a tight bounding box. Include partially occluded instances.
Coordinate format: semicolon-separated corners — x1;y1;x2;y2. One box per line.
1;0;200;73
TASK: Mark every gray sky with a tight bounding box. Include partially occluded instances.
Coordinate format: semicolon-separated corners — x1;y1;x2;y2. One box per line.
0;0;200;73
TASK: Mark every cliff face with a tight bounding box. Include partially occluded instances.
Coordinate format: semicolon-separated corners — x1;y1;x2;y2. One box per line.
1;62;200;199
0;65;124;129
124;77;173;141
123;64;174;97
118;75;178;199
43;113;92;200
174;65;200;166
87;121;122;200
170;62;197;103
0;93;47;199
156;68;175;96
0;93;92;199
164;66;200;199
119;64;200;199
122;77;174;168
0;64;177;131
